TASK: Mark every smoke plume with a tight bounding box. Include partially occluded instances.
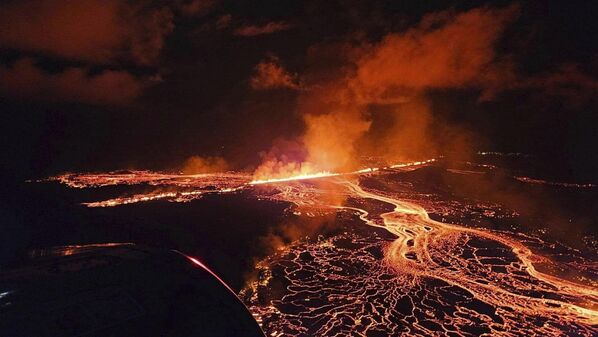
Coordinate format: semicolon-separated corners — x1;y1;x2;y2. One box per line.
254;5;519;178
181;156;229;174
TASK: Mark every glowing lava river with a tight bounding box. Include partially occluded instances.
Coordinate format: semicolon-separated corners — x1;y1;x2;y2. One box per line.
42;158;597;336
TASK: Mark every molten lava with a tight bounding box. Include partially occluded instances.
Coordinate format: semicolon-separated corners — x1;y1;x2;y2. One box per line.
243;171;598;336
249;171;339;185
40;156;598;336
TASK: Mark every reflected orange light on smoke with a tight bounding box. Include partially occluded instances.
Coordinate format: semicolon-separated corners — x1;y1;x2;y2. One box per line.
249;5;519;184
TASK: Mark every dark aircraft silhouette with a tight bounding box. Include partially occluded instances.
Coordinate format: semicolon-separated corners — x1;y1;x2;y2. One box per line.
0;244;265;337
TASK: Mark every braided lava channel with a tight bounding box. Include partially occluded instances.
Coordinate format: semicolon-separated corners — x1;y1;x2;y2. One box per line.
242;174;598;336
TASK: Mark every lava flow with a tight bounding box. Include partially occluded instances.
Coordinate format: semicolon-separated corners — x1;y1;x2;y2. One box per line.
241;164;597;336
43;171;249;207
41;158;597;336
42;159;436;207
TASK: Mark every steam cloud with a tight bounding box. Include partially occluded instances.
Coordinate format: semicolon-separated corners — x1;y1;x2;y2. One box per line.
181;156;229;174
250;57;300;90
0;0;174;65
0;0;177;104
254;5;519;178
234;21;293;37
0;58;149;104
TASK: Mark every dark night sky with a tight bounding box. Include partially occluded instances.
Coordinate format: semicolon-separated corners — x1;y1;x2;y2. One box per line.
1;0;597;184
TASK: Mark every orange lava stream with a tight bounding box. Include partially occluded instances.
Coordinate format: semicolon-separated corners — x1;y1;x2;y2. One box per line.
246;169;597;335
83;187;244;208
43;159;438;207
340;180;598;324
39;157;598;334
249;171;340;185
249;158;437;185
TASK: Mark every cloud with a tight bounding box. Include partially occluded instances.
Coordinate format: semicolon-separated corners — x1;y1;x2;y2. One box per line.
349;5;519;104
175;0;217;17
254;5;520;178
252;139;312;181
250;57;300;90
126;6;174;66
515;64;598;107
234;21;293;37
0;0;174;65
180;155;229;174
215;14;232;29
0;0;178;104
305;5;518;167
0;58;149;105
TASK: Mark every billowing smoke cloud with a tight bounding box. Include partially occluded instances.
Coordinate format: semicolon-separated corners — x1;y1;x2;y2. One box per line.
0;0;174;65
181;155;229;174
234;21;293;37
126;6;174;66
175;0;217;17
250;56;300;90
0;0;123;63
348;6;518;103
254;5;519;178
0;58;149;104
0;0;180;104
513;64;598;108
252;139;313;180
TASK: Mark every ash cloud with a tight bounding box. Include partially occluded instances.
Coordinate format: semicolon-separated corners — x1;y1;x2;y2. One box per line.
512;64;598;108
348;5;519;103
0;0;174;65
181;155;229;174
175;0;218;17
234;21;293;37
255;5;520;177
250;56;300;90
0;0;178;105
0;58;149;105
